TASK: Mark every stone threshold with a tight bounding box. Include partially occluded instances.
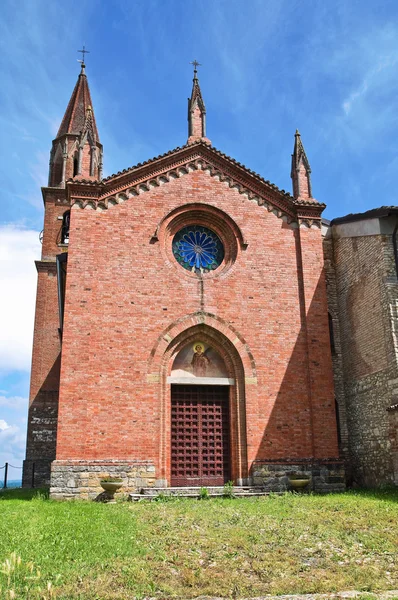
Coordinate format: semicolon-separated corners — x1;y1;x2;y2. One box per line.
129;486;288;501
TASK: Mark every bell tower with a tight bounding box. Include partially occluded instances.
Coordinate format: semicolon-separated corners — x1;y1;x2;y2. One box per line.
23;58;103;489
48;61;102;187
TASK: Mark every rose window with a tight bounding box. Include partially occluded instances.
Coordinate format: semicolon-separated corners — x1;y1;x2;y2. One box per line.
172;226;224;273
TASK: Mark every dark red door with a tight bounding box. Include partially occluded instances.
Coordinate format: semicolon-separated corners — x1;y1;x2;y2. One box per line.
171;385;230;486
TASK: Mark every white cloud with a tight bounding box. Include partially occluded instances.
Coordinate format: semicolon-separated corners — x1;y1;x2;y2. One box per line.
0;395;28;410
0;418;26;478
0;226;41;373
0;393;29;478
342;54;398;116
343;80;369;115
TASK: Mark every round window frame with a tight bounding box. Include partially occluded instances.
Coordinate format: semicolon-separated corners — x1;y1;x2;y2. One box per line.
158;204;244;280
172;225;225;274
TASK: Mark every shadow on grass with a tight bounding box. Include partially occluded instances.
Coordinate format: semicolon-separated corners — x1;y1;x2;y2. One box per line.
347;487;398;503
0;487;49;501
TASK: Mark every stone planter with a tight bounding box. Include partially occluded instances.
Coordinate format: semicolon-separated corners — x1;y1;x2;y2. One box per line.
100;480;123;503
289;477;310;491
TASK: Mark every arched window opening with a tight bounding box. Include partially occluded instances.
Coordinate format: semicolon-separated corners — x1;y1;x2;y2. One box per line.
61;210;70;244
73;153;79;177
52;158;63;186
328;312;336;354
56;252;67;335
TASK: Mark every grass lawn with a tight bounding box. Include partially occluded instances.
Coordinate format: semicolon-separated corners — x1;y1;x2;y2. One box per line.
0;488;397;599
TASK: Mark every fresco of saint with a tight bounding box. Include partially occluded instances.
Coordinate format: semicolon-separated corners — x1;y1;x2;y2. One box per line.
191;343;210;377
170;342;228;379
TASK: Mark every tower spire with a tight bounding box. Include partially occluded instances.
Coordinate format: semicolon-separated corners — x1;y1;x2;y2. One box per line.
187;60;211;145
48;58;103;187
291;129;312;199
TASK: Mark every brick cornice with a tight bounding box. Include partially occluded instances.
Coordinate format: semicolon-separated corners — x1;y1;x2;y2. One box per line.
41;187;68;206
66;180;104;205
35;260;57;274
67;142;325;226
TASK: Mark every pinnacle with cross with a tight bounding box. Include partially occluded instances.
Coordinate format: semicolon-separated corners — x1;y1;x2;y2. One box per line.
190;59;201;78
78;45;90;67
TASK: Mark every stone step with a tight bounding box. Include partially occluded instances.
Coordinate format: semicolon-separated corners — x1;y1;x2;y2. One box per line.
140;486;260;495
127;492;279;501
128;486;277;501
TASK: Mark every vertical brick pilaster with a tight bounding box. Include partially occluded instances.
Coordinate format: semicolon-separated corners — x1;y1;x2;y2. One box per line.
298;223;339;458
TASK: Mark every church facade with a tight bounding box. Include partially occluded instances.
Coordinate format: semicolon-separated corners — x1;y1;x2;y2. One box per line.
24;63;396;497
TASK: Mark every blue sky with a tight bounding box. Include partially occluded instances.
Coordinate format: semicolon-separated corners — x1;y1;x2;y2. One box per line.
1;0;398;475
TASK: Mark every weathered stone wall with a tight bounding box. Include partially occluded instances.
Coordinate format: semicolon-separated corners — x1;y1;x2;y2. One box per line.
50;460;156;500
23;388;59;487
252;460;345;493
330;216;398;486
322;225;350;466
22;459;53;488
388;406;398;485
344;372;395;486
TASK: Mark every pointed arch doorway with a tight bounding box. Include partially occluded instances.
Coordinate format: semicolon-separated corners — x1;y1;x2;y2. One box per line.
171;384;230;486
168;339;235;486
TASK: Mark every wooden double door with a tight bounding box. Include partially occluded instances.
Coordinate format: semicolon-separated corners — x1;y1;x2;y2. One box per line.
171;384;230;486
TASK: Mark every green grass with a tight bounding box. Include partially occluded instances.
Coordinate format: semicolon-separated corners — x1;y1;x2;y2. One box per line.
0;489;397;599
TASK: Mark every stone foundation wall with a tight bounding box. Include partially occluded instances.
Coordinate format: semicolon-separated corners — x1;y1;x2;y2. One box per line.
387;406;398;485
22;459;52;488
344;372;395;487
50;460;156;499
251;460;345;493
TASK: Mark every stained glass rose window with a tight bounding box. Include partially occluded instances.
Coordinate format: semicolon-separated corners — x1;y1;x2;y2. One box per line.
172;226;224;273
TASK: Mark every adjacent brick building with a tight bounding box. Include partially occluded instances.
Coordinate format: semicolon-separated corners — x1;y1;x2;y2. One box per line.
324;208;398;487
25;62;398;497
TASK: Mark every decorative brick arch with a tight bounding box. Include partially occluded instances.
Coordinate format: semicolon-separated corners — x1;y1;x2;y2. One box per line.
148;312;256;380
154;203;248;280
148;313;255;486
153;203;248;248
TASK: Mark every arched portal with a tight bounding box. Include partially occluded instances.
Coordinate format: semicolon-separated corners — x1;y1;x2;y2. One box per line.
154;322;251;487
169;342;232;486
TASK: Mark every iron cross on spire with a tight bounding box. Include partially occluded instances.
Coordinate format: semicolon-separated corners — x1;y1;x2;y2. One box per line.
190;59;202;77
78;45;90;65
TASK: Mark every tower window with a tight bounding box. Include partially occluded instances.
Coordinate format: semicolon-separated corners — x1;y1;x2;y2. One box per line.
73;154;79;177
56;252;67;334
52;159;63;186
61;210;70;244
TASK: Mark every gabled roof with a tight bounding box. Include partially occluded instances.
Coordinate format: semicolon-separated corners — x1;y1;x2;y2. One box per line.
331;206;398;226
103;140;293;198
56;65;100;141
67;140;324;224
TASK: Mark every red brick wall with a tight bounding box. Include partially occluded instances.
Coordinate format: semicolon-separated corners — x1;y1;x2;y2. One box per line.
298;165;310;199
55;168;338;482
24;191;68;485
298;224;338;457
